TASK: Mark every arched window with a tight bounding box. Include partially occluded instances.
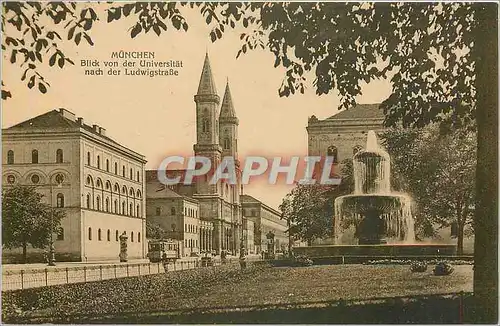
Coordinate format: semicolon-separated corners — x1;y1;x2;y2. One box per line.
129;203;133;216
115;230;119;241
138;232;141;242
131;231;134;242
136;190;141;198
129;188;134;197
122;186;127;194
97;155;100;169
96;179;102;188
114;199;118;213
327;146;338;163
353;145;362;155
122;166;125;177
122;202;126;215
87;152;91;165
88;227;92;240
105;181;111;190
56;149;63;163
114;162;118;174
7;150;14;164
105;198;109;212
86;194;91;208
137;171;140;182
56;193;64;208
137;204;140;217
107;229;111;241
96;196;101;211
106;159;110;172
98;228;102;241
86;175;92;186
114;184;119;193
202;118;209;132
156;207;161;215
130;168;133;179
31;149;38;163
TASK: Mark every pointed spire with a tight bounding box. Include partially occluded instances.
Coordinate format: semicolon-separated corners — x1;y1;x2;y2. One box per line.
197;53;218;95
220;80;237;118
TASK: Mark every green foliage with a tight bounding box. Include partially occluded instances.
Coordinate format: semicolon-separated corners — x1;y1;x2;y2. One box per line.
1;2;482;133
380;127;476;253
2;185;65;261
145;220;167;240
279;160;353;244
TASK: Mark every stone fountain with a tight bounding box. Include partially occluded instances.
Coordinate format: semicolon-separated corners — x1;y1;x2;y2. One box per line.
334;130;414;245
292;130;457;261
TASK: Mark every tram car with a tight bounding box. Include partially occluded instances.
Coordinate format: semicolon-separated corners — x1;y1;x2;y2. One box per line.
147;239;180;263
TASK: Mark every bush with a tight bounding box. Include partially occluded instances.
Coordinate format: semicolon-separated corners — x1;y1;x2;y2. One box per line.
294;255;313;267
433;262;454;276
410;261;428;273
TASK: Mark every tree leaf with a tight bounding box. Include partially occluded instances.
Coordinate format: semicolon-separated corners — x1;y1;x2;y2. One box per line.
38;82;47;94
131;23;142;38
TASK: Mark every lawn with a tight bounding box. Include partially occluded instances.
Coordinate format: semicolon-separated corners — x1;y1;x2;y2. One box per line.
160;264;473;310
3;263;473;323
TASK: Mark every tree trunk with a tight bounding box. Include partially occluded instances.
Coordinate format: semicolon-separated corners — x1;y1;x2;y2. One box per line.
457;220;464;256
22;242;27;264
473;4;498;323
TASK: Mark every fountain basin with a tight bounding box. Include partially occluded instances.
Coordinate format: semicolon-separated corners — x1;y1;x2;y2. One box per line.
293;244;457;259
335;194;409;215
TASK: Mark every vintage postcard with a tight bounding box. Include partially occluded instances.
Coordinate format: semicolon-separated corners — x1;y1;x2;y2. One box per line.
1;1;497;324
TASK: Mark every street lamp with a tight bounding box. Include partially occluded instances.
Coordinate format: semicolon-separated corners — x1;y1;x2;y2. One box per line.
48;173;64;266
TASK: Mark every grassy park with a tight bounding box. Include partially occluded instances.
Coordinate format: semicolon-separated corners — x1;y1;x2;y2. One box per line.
3;262;474;324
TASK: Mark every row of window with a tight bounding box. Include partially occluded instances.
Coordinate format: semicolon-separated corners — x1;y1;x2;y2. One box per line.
86;175;142;198
326;145;363;163
86;194;142;217
86;152;141;182
185;238;198;248
185;224;199;234
6;149;64;164
154;206;198;217
88;228;141;242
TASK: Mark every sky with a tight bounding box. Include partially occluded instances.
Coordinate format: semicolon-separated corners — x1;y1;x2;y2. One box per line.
2;4;393;210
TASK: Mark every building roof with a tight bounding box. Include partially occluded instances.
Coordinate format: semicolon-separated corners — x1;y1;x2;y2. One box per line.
4;109;145;160
197;53;218;96
241;194;281;216
326;103;384;120
219;81;237;120
146;182;184;199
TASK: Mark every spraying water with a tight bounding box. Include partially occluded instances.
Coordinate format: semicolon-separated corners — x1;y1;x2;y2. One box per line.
334;130;415;244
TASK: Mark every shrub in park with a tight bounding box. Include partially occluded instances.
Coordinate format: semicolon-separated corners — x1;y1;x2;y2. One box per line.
433;262;454;276
410;261;428;273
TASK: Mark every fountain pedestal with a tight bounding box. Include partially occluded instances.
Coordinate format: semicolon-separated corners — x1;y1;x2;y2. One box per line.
357;211;387;245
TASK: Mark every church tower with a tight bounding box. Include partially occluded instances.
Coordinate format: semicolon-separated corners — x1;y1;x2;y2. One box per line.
193;53;222;195
219;81;239;160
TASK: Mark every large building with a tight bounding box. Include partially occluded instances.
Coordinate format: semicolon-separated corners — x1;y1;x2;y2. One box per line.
241;194;288;254
306;104;385;175
146;53;244;256
146;54;290;256
2;109;147;262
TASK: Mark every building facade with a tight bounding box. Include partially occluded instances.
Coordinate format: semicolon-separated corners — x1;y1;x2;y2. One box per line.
241;194;288;254
2;109;147;262
306;104;385;176
146;54;289;256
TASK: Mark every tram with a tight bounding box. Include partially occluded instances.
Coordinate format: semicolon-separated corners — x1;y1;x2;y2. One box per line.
147;239;180;263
